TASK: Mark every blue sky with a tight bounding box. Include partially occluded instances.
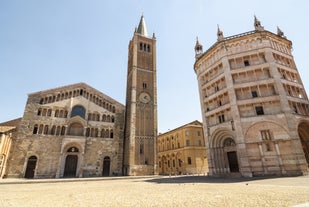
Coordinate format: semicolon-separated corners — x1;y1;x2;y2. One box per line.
1;0;308;133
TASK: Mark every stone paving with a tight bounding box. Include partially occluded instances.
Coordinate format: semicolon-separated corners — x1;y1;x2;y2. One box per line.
1;175;309;207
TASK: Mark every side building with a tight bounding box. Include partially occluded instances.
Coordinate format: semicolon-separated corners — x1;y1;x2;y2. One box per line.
194;17;309;177
0;118;21;178
157;121;208;175
5;83;125;178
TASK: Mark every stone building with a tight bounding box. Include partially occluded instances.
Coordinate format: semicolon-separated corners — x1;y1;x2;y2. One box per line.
4;83;125;178
194;16;309;177
157;121;208;175
1;16;157;178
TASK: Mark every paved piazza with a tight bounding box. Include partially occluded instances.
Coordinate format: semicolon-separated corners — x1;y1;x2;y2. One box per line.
1;175;309;207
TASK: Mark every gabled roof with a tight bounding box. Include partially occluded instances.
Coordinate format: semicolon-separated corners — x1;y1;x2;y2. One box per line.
0;118;22;128
28;82;124;107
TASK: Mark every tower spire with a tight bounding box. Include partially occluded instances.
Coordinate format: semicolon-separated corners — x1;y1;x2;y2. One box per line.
137;15;148;37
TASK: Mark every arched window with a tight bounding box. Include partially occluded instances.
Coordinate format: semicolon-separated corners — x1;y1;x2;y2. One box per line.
56;126;61;136
61;126;66;135
59;110;64;118
42;109;47;116
68;123;83;136
110;129;113;138
33;124;38;134
86;128;90;137
47;109;52;116
43;125;49;134
71;105;86;119
111;116;115;123
37;108;42;116
51;125;56;135
55;110;59;117
38;124;44;134
96;114;100;121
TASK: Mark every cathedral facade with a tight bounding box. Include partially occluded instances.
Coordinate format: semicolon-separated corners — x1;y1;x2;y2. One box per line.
1;16;157;178
194;17;309;177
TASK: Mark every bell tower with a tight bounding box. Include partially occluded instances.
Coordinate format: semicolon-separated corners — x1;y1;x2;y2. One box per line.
123;15;157;175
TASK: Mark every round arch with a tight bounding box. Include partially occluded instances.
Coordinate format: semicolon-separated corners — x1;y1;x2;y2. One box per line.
209;128;238;175
24;155;38;178
298;120;309;166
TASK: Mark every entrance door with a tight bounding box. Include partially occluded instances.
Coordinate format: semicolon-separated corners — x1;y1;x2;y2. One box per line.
102;157;110;176
25;156;37;178
64;155;78;177
227;151;239;172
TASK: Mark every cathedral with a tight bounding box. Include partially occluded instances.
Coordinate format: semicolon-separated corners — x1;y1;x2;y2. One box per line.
0;16;157;178
194;16;309;177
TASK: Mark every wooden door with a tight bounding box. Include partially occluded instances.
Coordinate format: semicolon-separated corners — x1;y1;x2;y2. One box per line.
64;155;78;177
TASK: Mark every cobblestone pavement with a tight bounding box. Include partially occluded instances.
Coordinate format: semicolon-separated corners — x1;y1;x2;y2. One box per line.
1;175;309;207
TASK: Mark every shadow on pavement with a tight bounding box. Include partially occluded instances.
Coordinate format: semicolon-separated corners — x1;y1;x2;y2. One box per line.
145;175;282;184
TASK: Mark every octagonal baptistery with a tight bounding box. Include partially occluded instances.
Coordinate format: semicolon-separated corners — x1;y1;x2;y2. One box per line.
193;17;309;177
6;83;125;178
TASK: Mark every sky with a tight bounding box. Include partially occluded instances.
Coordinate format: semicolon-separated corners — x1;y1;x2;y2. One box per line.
0;0;308;133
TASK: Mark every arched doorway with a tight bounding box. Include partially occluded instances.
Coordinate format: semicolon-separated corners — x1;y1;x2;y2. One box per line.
224;138;239;172
210;128;238;175
25;156;37;178
64;147;79;178
102;156;110;176
298;121;309;167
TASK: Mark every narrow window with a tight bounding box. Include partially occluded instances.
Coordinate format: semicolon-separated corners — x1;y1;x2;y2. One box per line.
33;125;38;134
47;109;52;116
186;140;190;146
187;157;192;165
197;131;201;136
178;159;182;167
43;125;49;134
140;43;143;50
252;91;258;98
255;106;264;115
142;82;147;89
218;114;225;123
265;143;272;151
198;140;202;146
293;104;298;113
185;131;189;136
61;126;66;135
173;160;175;167
147;45;151;52
261;130;271;140
244;60;250;66
37;108;42;116
55;110;59;117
